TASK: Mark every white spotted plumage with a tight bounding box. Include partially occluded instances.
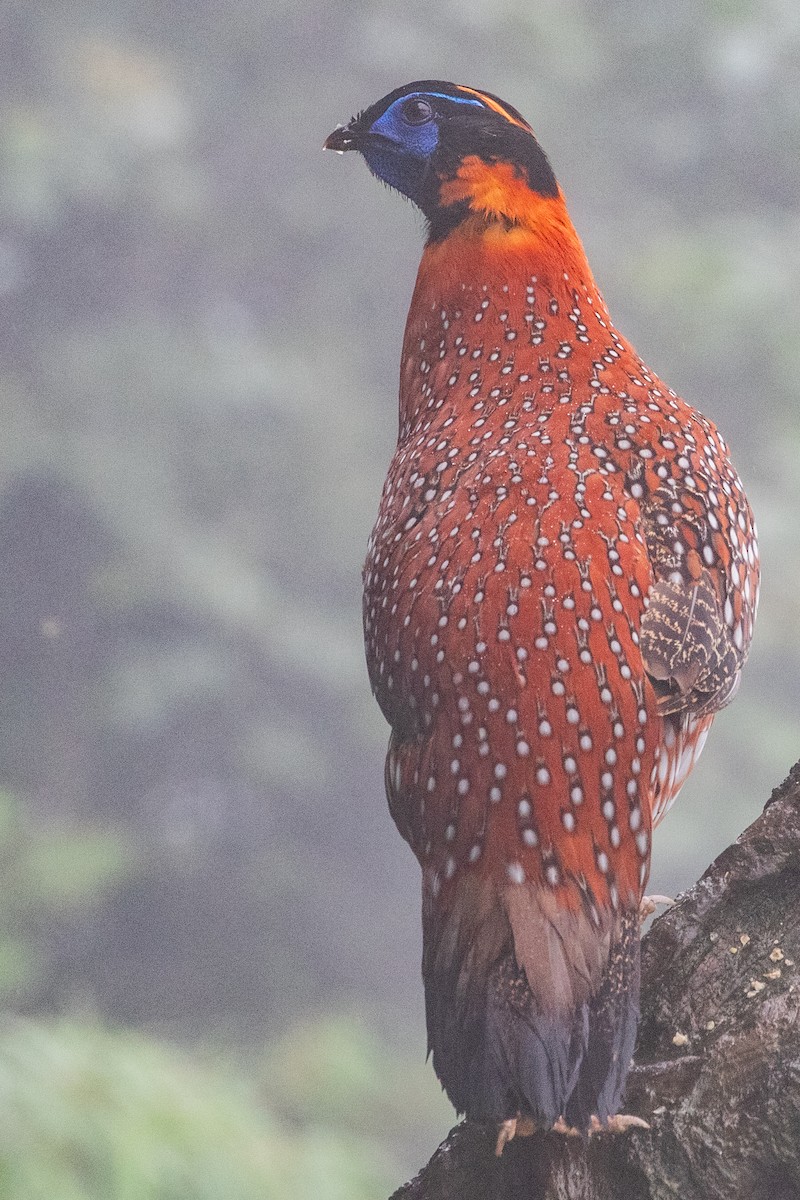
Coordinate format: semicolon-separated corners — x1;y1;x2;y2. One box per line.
366;268;758;909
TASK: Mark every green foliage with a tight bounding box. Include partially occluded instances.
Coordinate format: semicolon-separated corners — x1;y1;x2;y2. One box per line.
0;793;132;1003
260;1014;452;1169
0;1019;395;1200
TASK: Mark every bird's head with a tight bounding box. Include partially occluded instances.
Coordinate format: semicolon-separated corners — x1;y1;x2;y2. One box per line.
325;81;561;242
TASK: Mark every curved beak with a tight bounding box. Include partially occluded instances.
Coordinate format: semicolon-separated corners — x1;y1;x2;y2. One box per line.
323;122;360;153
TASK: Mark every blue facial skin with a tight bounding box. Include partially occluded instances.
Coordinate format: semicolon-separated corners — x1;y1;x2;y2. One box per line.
360;92;485;205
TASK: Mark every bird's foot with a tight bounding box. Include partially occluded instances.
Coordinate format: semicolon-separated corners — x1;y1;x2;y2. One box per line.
590;1113;650;1134
639;893;673;922
551;1116;581;1136
494;1118;517;1156
495;1110;649;1153
552;1113;651;1137
494;1116;537;1155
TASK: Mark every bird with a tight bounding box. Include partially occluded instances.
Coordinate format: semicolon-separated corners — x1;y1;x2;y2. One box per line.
325;81;759;1149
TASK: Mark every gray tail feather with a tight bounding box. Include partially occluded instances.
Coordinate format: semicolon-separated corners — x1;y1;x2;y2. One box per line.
563;910;641;1129
425;905;640;1131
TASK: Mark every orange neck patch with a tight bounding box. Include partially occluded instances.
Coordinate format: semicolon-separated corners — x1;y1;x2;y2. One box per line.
430;156;596;287
439;156;560;227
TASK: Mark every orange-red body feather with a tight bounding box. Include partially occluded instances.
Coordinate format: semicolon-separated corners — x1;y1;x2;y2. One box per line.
330;81;759;1133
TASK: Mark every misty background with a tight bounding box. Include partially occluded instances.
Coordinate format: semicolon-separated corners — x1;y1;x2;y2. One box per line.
1;1;798;1195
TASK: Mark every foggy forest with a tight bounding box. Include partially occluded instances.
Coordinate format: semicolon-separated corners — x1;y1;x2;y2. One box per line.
2;1;799;1195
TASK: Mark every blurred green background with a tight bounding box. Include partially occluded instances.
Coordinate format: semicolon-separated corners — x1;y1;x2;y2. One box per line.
1;0;798;1195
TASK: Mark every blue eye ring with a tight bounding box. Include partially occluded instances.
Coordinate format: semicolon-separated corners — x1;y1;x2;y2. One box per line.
401;97;434;126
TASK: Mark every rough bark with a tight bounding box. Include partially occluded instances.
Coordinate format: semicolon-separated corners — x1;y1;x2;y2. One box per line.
390;761;800;1200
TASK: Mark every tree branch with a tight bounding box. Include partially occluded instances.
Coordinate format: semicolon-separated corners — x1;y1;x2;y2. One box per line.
390;761;800;1200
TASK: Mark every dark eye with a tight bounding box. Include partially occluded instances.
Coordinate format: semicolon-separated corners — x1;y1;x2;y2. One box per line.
401;98;433;125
